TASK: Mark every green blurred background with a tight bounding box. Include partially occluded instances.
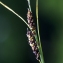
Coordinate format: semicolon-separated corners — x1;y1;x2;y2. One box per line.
0;0;63;63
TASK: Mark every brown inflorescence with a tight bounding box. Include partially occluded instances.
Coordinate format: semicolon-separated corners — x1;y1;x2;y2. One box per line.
26;8;40;61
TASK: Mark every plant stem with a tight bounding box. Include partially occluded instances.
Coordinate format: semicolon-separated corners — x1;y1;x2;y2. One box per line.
36;0;45;63
0;1;31;30
27;0;31;12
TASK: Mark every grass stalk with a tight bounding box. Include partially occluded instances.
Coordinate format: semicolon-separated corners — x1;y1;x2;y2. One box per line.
0;1;31;30
36;0;45;63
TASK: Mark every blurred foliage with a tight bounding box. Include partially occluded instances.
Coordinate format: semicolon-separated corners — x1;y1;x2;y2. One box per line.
39;0;63;63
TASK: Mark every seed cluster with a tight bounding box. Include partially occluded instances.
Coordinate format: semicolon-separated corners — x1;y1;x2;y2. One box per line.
26;8;40;61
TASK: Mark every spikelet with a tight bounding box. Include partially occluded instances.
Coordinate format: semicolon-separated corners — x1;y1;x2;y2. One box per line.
26;4;40;61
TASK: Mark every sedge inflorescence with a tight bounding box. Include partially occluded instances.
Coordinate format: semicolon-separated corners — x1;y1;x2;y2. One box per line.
0;1;44;63
26;8;40;61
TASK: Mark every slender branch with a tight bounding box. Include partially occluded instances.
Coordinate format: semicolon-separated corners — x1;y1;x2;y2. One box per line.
36;0;45;63
0;1;31;30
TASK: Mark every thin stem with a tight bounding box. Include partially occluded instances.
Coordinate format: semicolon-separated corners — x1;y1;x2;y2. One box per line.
0;1;31;30
36;0;45;63
27;0;31;12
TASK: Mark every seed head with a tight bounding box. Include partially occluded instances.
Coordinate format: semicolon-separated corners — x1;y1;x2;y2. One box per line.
26;8;40;61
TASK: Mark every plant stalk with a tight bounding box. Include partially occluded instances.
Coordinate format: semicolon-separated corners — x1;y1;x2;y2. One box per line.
0;1;31;30
36;0;45;63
